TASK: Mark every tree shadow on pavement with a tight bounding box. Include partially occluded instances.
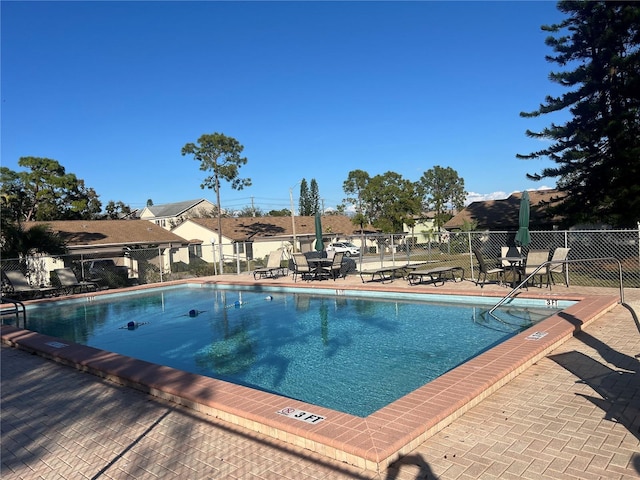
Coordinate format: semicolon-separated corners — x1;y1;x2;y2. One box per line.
549;328;640;444
384;453;438;480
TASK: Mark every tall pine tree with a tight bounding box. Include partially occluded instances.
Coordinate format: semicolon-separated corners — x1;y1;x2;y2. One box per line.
298;178;320;215
298;179;310;216
309;179;320;214
518;1;640;227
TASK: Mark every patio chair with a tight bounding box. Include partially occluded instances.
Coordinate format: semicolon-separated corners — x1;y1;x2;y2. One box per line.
321;251;344;280
500;246;522;267
253;250;285;280
520;250;550;288
2;270;58;300
53;268;98;294
473;249;504;288
291;253;312;282
500;246;524;286
547;247;571;288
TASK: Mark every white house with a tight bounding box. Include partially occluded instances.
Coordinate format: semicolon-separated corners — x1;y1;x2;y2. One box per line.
139;199;216;230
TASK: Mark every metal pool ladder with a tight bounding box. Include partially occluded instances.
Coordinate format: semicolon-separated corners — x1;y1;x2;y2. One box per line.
488;257;626;317
1;296;27;329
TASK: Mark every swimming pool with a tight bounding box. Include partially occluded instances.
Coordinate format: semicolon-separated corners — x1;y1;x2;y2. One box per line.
21;284;570;417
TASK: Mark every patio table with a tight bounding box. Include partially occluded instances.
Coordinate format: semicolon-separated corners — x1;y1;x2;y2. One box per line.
499;256;525;288
306;258;333;280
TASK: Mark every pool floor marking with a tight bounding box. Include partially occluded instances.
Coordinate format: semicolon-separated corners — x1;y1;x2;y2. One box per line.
276;407;326;424
45;341;69;348
525;331;548;341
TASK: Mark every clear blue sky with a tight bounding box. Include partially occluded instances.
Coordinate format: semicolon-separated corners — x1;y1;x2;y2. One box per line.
2;1;567;214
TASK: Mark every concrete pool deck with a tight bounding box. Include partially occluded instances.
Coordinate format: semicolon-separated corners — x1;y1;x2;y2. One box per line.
2;274;639;478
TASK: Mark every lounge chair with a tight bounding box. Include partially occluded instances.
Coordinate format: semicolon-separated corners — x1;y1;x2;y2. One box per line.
54;268;98;294
253;250;286;280
520;249;550;288
291;253;312;282
2;270;59;300
407;265;465;286
359;265;407;283
321;252;345;280
546;247;571;288
473;249;504;288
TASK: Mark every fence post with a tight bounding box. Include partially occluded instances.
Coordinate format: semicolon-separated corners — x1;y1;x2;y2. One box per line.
468;231;475;280
403;234;410;265
158;247;163;283
235;242;241;275
390;234;395;265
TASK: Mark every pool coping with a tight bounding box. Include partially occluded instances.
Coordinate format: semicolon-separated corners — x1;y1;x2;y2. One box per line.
0;279;620;473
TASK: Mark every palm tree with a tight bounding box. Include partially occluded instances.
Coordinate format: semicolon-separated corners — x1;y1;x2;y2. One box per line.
1;221;67;260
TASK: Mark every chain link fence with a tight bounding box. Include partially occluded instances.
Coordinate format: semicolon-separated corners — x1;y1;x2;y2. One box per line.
345;228;639;289
2;228;639;295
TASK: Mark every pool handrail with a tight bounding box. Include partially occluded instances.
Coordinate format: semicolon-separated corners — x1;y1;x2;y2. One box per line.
488;257;625;317
1;296;27;329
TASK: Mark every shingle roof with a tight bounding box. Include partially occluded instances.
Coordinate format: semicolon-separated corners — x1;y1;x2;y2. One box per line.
185;216;377;242
33;220;189;247
145;199;209;218
444;189;565;230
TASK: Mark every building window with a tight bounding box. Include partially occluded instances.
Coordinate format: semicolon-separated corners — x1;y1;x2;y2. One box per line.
189;244;203;257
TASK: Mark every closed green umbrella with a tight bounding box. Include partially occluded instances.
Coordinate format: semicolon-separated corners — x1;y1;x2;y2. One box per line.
515;190;531;247
314;211;324;252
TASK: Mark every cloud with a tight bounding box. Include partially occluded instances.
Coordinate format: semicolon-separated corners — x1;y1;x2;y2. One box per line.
465;186;553;205
465;191;509;205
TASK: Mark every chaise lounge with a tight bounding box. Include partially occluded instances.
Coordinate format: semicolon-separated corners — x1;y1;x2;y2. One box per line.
359;262;429;283
53;268;98;294
2;270;59;300
359;265;407;283
407;266;465;286
253;250;286;280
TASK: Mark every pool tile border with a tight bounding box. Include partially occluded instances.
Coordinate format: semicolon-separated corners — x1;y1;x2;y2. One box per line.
0;281;619;472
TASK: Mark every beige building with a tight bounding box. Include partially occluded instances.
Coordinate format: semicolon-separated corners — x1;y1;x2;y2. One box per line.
401;212;440;246
171;215;374;263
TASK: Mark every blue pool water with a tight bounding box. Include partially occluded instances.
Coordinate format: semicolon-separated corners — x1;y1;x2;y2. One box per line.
20;285;569;417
